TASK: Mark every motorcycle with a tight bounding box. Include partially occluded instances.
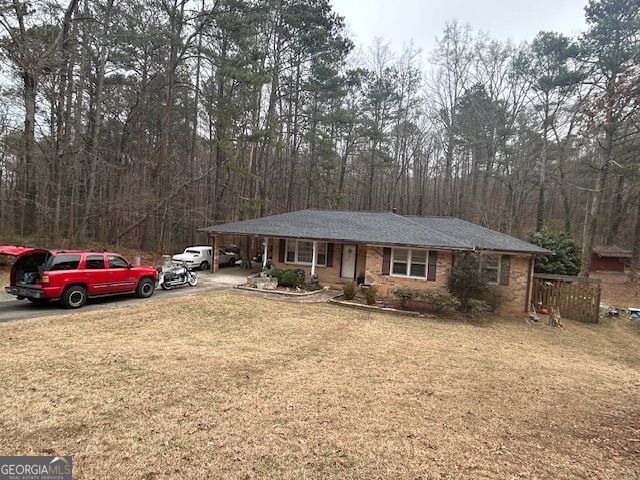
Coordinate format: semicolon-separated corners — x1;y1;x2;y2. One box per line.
157;262;198;290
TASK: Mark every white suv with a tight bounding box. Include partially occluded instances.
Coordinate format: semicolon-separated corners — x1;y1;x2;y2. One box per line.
171;246;239;270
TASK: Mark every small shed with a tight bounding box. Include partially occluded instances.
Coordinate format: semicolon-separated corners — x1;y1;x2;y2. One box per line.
590;246;632;273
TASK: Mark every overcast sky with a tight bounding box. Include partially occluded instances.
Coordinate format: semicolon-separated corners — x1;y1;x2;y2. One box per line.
331;0;589;52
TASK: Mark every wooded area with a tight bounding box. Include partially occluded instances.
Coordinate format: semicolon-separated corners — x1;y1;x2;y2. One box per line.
0;0;638;275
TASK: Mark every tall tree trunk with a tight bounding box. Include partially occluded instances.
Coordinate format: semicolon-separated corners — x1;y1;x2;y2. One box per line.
536;99;550;232
630;201;640;282
580;142;612;276
77;0;114;240
20;71;37;235
606;175;626;244
558;156;572;234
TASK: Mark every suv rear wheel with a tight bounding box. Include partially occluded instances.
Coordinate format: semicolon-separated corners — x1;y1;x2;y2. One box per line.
62;285;88;309
136;278;155;298
200;261;209;271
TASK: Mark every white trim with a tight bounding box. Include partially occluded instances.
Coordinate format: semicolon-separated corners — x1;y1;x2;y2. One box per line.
263;237;268;268
389;247;431;280
284;239;327;267
311;241;317;276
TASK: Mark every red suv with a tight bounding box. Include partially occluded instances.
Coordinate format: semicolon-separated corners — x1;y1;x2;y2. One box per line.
1;247;158;309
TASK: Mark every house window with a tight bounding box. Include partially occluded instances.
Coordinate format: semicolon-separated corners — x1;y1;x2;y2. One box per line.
481;255;501;284
297;241;314;263
410;249;427;277
285;240;327;266
286;242;296;262
391;248;429;278
392;249;408;274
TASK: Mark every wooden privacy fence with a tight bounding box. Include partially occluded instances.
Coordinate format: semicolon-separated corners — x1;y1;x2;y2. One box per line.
532;274;601;324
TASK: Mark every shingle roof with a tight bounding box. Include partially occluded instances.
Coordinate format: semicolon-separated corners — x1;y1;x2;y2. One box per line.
406;216;550;254
592;245;632;258
199;210;550;254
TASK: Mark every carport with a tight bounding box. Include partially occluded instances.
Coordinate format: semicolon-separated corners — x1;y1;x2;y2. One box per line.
198;229;267;274
198;264;260;286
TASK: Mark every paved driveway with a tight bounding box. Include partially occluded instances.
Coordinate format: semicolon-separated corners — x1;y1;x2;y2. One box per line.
0;267;254;324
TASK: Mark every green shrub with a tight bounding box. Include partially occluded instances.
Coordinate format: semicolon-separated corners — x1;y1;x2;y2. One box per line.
391;286;422;307
265;268;284;284
422;289;461;312
468;299;491;315
280;270;300;288
447;252;489;311
269;268;305;288
530;229;582;275
343;281;356;300
364;286;377;305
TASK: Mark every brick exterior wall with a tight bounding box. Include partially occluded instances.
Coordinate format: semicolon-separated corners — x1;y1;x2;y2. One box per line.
364;246;532;314
269;239;533;314
495;255;533;314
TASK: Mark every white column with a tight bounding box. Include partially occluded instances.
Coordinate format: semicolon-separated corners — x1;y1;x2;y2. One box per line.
311;240;317;276
263;237;268;268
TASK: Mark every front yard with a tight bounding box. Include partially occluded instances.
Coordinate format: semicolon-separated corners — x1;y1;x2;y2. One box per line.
0;292;638;479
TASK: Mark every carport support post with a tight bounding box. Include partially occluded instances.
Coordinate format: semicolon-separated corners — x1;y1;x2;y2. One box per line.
211;234;219;273
263;237;268;269
311;240;317;276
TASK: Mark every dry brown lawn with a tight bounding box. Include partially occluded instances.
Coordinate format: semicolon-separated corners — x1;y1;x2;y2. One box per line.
0;291;639;479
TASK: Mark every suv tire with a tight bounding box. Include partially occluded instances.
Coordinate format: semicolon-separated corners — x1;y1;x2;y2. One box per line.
62;285;88;309
200;261;210;271
136;278;155;298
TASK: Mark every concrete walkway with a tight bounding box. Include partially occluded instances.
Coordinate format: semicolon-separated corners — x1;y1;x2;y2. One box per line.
198;266;259;286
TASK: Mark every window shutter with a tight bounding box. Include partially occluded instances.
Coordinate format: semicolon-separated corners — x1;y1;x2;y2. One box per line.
326;243;334;267
382;248;391;275
499;255;511;285
278;239;286;263
427;251;438;281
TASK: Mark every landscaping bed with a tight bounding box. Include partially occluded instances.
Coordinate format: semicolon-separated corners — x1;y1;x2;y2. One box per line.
329;295;436;317
237;283;328;297
331;291;476;320
242;267;325;295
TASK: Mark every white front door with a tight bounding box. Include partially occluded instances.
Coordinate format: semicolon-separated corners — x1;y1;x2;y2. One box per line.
341;244;357;279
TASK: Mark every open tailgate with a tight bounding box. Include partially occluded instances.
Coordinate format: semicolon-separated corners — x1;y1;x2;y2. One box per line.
0;245;47;256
